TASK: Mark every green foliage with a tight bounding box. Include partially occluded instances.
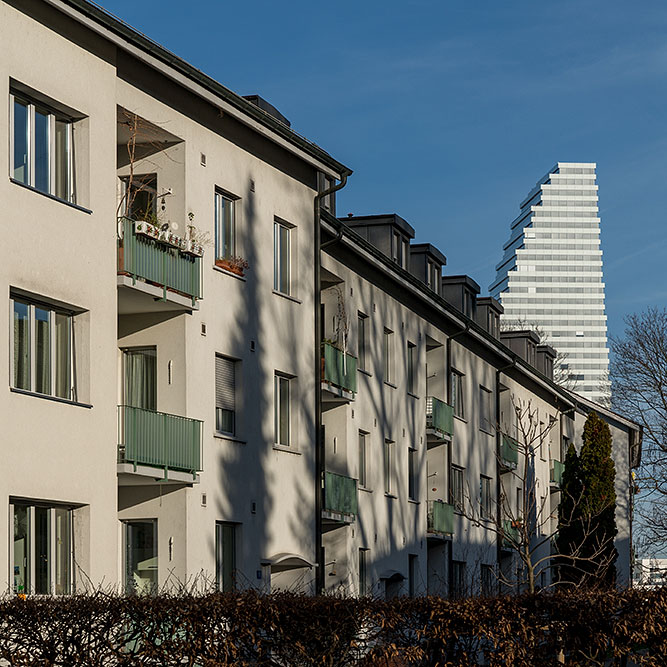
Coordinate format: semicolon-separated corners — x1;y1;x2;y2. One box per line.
557;412;618;587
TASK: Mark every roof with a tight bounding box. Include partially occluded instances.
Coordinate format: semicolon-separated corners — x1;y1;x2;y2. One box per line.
341;214;416;239
410;243;447;266
49;0;351;178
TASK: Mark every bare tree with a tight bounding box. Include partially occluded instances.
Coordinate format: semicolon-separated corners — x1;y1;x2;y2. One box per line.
611;307;667;553
460;397;617;593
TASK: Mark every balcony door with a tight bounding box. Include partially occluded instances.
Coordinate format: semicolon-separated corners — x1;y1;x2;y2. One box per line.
123;347;156;411
124;520;158;594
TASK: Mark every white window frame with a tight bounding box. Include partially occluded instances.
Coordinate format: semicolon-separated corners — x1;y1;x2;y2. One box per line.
450;465;464;512
407;342;416;395
384;439;395;495
9;296;75;401
480;475;492;520
408;447;417;501
274;372;292;447
358;430;369;489
214;189;237;261
357;312;368;372
479;385;493;433
9;501;74;596
451;369;465;419
273;219;292;295
9;92;75;202
383;328;394;384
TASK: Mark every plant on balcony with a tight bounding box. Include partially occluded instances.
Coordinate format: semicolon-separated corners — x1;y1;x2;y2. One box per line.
183;213;210;258
215;256;249;276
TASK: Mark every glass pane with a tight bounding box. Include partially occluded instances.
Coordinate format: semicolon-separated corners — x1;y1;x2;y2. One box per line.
35;307;51;395
13;505;29;594
280;225;290;294
216;408;234;434
358;434;366;487
55;508;71;594
55;313;71;399
13;301;30;390
279;377;289;446
358;317;366;369
216;523;236;592
124;349;157;410
13;100;29;184
54;120;70;201
216;194;235;259
35;507;50;595
34;110;50;193
125;521;157;594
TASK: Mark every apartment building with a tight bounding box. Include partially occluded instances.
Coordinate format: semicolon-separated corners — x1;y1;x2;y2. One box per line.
1;0;640;597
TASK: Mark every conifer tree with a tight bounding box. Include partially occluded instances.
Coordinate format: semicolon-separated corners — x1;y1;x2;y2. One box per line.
557;412;618;586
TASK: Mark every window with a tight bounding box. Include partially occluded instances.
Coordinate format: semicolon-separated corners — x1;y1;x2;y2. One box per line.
215;190;237;261
122;174;157;220
384;439;395;495
451;370;465;419
215;355;237;435
215;522;237;592
11;296;75;400
427;261;440;294
124;519;157;595
451;560;466;598
123;348;156;410
274;373;291;446
479;386;493;433
358;431;368;488
408;448;417;500
273;220;291;295
450;465;464;512
392;231;409;269
516;487;523;518
480;475;492;520
359;548;369;596
12;501;73;595
481;564;495;597
408;554;418;597
383;329;394;383
357;313;368;371
407;342;416;394
11;91;76;202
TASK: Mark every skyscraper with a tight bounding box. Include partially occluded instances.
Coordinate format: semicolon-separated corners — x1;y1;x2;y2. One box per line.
490;162;610;405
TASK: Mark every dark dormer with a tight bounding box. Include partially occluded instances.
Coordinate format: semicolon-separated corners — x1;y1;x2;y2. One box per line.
500;330;540;368
476;297;503;339
441;275;480;320
536;344;557;380
341;214;415;270
409;243;447;295
243;95;291;127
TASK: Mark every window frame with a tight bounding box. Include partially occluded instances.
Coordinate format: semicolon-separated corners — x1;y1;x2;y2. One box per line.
215;354;238;437
383;328;394;384
215;521;237;593
10;295;75;402
451;369;465;420
408;447;417;501
274;372;292;447
10;92;75;203
407;341;416;394
357;312;368;372
273;219;292;296
450;465;464;513
214;189;238;262
358;548;369;596
480;475;493;520
479;385;493;433
358;430;369;489
384;439;395;495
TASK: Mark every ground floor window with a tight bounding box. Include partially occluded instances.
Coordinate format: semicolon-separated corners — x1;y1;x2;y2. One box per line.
124;519;158;594
11;501;72;595
451;560;466;598
215;521;237;592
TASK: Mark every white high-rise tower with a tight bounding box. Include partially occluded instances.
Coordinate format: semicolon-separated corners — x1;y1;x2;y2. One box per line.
490;162;611;405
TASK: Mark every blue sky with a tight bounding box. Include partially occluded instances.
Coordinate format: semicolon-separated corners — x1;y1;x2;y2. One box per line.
101;0;667;339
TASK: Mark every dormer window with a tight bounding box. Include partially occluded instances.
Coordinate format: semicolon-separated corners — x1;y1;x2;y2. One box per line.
392;231;408;269
427;260;440;294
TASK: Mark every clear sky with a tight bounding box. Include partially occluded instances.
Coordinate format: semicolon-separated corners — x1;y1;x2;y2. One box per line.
99;0;667;339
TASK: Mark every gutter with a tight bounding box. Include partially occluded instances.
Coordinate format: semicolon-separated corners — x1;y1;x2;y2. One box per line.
313;171;351;594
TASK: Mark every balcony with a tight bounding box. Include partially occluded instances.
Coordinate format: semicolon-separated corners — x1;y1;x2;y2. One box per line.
427;500;454;537
117;405;202;485
322;471;358;528
426;397;454;442
550;460;565;490
117;217;202;313
501;519;520;551
321;342;357;404
500;434;519;470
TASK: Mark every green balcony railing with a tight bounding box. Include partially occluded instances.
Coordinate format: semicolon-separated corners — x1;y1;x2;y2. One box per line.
502;519;520;549
322;343;357;394
118;405;202;477
118;218;202;302
550;460;565;487
426;397;454;436
500;434;519;467
323;471;358;516
427;500;454;535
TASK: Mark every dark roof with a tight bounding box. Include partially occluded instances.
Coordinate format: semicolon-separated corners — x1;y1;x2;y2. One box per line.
410;243;447;266
341;214;416;239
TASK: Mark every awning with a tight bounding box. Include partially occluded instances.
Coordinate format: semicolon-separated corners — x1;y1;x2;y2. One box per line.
261;553;316;573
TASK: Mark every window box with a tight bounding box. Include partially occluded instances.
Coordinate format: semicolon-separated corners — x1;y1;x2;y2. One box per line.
215;257;247;276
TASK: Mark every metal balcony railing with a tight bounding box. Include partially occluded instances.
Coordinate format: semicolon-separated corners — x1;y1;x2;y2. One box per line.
118;405;202;477
500;434;519;467
427;500;454;535
118;218;202;302
426;397;454;436
323;471;358;516
550;459;565;487
322;343;357;394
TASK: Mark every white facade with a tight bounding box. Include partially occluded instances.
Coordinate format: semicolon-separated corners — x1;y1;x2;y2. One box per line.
490;163;611;405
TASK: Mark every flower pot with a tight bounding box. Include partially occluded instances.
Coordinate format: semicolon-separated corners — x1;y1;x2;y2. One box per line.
215;258;244;276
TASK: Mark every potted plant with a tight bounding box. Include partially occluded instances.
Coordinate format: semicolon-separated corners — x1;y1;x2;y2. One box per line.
215;256;249;276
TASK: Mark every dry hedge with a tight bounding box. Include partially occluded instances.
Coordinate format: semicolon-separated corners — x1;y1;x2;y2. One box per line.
0;588;665;666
